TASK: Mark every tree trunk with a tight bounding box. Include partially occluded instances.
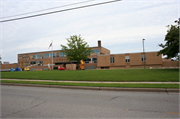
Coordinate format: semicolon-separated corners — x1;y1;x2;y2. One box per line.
71;62;73;70
77;61;80;70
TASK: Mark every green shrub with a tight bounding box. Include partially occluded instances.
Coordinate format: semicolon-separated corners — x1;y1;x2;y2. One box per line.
53;67;58;70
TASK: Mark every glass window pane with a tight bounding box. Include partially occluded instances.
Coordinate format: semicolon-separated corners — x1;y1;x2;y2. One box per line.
141;55;146;62
92;49;100;55
59;52;65;57
49;53;56;58
43;54;49;58
92;58;97;63
110;56;114;63
30;61;43;66
125;56;130;62
33;55;36;59
125;56;129;59
84;59;91;63
37;54;42;59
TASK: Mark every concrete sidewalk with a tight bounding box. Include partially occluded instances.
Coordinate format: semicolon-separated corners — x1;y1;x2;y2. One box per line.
1;79;179;93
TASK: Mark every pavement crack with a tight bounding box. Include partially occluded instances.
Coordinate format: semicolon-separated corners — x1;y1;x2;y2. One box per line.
1;97;46;118
31;97;39;105
109;96;121;101
30;98;46;109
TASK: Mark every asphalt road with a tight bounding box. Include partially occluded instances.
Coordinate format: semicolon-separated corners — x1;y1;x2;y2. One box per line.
1;85;179;118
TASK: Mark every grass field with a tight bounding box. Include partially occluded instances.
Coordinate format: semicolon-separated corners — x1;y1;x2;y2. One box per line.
1;69;179;82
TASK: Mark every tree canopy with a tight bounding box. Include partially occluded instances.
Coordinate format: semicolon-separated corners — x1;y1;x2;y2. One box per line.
157;19;179;59
60;35;93;68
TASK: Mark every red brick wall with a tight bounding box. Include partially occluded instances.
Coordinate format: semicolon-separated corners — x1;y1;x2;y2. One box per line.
1;63;18;69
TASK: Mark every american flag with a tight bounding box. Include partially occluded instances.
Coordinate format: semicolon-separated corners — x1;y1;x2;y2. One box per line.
48;42;52;49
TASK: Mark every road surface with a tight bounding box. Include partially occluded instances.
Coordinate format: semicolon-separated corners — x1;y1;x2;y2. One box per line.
1;85;179;118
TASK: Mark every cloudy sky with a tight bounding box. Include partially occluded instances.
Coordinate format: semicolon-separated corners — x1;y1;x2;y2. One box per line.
0;0;179;63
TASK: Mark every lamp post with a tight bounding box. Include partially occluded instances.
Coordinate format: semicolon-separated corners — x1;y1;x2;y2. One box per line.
142;39;145;69
22;55;25;70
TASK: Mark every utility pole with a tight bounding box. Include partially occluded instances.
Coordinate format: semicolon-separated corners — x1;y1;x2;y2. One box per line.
52;40;53;70
142;39;145;69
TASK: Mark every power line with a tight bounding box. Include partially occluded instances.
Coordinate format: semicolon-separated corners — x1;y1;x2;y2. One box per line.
0;0;95;19
0;0;121;23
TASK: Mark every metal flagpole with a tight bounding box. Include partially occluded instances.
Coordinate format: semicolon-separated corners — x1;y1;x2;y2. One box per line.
52;40;53;70
142;39;145;69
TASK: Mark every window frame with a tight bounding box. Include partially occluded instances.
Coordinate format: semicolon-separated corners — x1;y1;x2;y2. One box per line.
43;53;49;59
92;58;97;63
141;55;146;62
59;52;66;57
92;49;100;55
110;56;114;63
125;56;130;62
50;53;57;58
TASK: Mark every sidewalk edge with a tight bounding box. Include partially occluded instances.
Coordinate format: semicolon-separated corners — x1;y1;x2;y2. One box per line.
1;83;179;92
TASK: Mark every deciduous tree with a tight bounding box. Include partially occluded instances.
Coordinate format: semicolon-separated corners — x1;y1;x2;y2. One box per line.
158;19;179;59
60;35;93;69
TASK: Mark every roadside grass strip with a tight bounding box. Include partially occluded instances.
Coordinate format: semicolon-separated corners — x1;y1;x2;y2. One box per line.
1;80;179;88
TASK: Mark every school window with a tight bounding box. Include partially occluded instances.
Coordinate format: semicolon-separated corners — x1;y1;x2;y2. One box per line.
59;52;66;57
141;55;146;62
43;53;49;58
32;54;42;59
32;55;36;59
92;49;100;55
30;61;43;66
50;53;56;58
44;53;56;58
92;58;97;63
110;56;114;63
125;56;130;62
37;54;42;59
83;59;91;63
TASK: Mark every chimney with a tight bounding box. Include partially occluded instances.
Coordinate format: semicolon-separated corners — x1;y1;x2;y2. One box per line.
98;40;101;47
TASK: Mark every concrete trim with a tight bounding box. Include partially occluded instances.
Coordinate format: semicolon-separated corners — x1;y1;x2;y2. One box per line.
1;83;179;93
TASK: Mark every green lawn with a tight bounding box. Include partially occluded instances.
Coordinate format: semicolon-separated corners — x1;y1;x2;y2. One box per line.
1;69;179;82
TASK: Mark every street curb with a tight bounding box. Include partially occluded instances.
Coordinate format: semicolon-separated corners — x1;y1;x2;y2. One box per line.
1;83;179;93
